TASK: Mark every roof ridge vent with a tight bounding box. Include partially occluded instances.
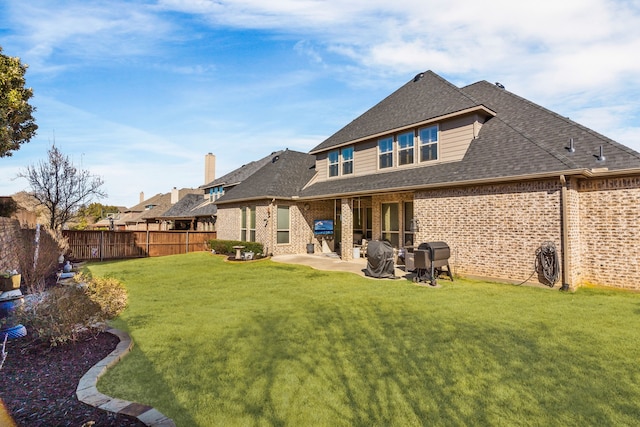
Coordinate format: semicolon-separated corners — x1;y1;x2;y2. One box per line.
413;72;425;82
495;82;505;89
272;155;280;163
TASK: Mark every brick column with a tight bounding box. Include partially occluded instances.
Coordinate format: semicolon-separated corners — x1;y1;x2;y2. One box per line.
341;198;353;261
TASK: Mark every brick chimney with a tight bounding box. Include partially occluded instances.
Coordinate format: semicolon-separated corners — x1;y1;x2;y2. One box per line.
139;191;144;204
205;153;216;185
171;187;179;204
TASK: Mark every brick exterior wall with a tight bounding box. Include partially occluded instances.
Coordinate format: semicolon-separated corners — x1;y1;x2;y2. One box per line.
0;218;21;272
216;199;334;256
577;177;640;290
414;180;562;284
216;174;640;290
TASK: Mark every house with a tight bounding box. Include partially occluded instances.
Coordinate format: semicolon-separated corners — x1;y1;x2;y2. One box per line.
215;71;640;290
121;188;202;231
214;149;316;255
160;193;217;231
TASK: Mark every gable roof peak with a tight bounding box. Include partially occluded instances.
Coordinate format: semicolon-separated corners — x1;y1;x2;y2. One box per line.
310;70;480;153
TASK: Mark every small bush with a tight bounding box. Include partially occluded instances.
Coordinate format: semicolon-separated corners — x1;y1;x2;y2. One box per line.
207;239;264;257
18;286;98;346
17;275;128;346
78;273;128;319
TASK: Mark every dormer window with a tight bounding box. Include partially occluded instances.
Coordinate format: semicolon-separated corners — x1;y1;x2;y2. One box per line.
145;204;156;210
419;125;438;162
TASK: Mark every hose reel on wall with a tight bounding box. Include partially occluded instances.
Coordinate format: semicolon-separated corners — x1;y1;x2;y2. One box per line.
535;241;560;287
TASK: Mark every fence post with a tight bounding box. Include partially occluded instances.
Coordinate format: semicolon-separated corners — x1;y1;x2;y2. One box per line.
146;230;150;256
100;231;104;262
186;231;189;254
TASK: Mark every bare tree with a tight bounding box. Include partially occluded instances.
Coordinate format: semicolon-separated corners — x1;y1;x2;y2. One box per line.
17;144;107;230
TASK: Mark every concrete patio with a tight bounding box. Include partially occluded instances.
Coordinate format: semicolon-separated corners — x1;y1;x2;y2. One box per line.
271;253;407;280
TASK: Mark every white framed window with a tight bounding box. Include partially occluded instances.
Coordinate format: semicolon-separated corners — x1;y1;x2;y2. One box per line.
398;131;414;165
419;125;438;162
249;206;256;241
277;205;290;244
240;207;247;241
378;137;393;169
342;146;354;175
328;150;339;177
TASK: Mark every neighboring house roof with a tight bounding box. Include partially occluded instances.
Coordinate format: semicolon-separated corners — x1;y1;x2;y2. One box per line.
215;149;316;204
123;188;201;223
300;71;640;198
200;150;287;190
160;193;217;219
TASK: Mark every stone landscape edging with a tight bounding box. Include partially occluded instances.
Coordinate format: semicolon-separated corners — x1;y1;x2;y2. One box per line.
76;327;176;427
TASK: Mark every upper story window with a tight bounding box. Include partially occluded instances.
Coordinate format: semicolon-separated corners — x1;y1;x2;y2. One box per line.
328;147;354;177
378;137;393;169
342;146;354;175
419;125;438;162
398;131;415;165
328;150;339;177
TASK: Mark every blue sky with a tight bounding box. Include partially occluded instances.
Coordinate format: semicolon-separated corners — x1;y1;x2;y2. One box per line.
1;0;639;207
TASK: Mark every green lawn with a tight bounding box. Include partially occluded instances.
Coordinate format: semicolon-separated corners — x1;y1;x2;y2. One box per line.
88;252;640;426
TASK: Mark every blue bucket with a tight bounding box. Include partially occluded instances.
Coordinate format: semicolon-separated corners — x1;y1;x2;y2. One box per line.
0;294;26;339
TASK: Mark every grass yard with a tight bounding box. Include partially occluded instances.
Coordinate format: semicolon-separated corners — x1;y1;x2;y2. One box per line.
88;252;640;426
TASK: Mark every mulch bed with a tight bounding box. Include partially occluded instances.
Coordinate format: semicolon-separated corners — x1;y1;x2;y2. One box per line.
0;328;146;427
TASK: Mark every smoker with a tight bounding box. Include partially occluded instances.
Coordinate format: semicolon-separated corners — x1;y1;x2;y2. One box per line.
413;241;453;286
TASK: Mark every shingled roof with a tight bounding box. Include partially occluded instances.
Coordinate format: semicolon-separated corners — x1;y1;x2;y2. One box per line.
200;150;287;190
160;193;217;219
300;71;640;198
310;71;486;153
215;149;316;204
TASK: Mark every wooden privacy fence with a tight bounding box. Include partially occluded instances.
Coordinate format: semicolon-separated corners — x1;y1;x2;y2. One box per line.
62;230;217;260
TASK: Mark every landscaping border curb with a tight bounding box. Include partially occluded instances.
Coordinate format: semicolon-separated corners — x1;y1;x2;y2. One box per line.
76;327;176;427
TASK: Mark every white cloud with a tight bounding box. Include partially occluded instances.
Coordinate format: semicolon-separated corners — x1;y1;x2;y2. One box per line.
5;1;173;72
3;0;640;204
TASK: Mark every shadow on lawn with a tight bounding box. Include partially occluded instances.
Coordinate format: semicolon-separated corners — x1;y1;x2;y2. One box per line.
169;301;640;426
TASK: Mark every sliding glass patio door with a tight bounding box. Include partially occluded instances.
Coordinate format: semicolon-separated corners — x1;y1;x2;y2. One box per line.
381;203;400;248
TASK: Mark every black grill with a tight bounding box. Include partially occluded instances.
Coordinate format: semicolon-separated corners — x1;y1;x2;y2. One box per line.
413;241;453;285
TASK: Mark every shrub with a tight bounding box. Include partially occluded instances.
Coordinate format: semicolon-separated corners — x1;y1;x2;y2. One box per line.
207;239;264;257
18;286;97;346
15;226;63;293
17;274;128;346
77;273;128;319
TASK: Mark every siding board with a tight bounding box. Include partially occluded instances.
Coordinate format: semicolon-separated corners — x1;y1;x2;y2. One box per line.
314;113;481;183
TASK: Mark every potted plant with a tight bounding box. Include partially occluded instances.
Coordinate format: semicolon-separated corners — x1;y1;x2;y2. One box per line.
0;271;21;292
307;233;315;254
